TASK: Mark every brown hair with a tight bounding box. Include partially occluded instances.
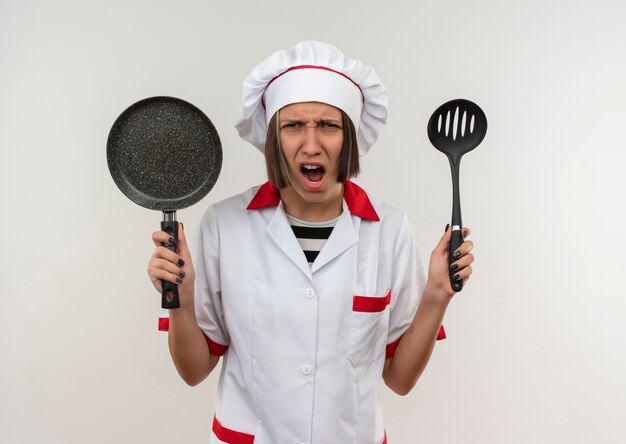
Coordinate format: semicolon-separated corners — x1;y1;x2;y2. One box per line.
264;109;360;188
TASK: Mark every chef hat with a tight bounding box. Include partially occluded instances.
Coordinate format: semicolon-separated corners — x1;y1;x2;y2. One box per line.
235;41;388;156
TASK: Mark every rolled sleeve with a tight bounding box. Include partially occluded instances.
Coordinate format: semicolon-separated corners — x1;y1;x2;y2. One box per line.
386;216;445;359
193;205;230;354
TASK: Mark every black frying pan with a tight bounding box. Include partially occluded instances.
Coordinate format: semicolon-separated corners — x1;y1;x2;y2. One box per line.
107;96;222;309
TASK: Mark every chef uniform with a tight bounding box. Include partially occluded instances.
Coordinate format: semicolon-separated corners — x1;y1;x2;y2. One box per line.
160;41;445;444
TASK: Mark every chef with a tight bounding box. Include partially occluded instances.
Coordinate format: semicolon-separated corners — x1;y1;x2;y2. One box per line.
148;41;474;444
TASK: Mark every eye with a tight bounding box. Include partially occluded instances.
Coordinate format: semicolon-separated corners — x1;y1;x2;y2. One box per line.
319;122;342;129
280;122;302;133
281;122;302;132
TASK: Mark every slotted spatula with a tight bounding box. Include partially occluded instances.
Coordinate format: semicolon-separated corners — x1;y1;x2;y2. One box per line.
427;99;487;292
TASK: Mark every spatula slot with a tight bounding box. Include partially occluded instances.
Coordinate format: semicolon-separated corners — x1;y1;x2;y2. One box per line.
461;111;467;137
453;107;460;140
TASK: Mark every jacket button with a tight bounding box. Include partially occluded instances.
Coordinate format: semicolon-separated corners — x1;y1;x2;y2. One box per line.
300;364;313;376
304;288;316;299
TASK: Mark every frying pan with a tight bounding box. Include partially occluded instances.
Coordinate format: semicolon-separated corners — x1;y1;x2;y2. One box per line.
427;99;487;292
107;96;222;308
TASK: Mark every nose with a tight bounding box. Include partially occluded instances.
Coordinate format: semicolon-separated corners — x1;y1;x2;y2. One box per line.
301;125;322;155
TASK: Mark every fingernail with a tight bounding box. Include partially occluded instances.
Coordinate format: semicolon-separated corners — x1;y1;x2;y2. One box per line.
180;222;184;230
169;236;176;244
453;273;460;281
445;223;450;232
178;258;185;266
453;251;461;259
179;270;186;278
176;277;183;284
450;263;458;271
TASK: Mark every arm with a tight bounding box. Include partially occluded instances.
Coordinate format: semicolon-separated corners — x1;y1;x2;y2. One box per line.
383;226;474;395
148;224;221;386
168;300;220;386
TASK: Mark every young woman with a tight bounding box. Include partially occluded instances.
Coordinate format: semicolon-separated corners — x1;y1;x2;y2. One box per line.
148;41;474;444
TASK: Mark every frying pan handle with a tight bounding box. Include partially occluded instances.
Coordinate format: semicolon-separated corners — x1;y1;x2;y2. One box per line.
161;218;180;309
449;228;465;292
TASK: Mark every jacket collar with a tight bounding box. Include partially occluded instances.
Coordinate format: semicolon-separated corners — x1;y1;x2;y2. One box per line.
247;180;379;221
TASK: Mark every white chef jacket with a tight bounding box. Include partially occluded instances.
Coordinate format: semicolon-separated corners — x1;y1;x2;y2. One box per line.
159;181;445;444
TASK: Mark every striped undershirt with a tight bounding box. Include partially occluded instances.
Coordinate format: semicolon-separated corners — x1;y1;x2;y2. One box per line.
286;213;339;265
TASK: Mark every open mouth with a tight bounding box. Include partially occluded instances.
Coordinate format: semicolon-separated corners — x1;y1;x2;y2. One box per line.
301;164;325;183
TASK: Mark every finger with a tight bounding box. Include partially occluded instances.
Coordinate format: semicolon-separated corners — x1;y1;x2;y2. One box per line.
152;230;177;248
176;223;192;262
434;224;452;253
149;257;186;278
462;226;472;239
449;253;474;272
153;245;185;266
152;230;164;248
452;265;473;281
147;266;185;285
452;240;474;258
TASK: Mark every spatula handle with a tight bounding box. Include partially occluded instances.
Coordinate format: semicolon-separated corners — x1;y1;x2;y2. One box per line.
161;215;180;309
449;228;464;292
449;161;464;292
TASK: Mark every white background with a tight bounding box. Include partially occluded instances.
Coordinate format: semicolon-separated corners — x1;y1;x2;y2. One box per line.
1;0;625;443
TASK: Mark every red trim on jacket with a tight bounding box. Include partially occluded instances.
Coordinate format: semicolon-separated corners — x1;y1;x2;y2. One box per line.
212;415;255;444
246;181;379;221
203;333;229;356
386;325;447;359
353;289;391;313
246;181;281;209
158;318;228;356
386;338;401;359
343;180;380;221
437;324;446;340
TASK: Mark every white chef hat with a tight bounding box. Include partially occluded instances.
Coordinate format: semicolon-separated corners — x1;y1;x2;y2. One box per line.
235;41;388;156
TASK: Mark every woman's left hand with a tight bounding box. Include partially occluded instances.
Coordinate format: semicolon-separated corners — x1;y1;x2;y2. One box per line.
426;225;474;300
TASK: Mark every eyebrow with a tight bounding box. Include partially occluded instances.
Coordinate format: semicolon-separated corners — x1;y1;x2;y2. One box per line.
279;118;342;125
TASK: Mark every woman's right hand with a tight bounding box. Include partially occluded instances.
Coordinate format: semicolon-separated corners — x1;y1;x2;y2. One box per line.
147;223;195;309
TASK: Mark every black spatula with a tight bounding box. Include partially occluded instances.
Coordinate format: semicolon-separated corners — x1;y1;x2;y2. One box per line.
427;99;487;292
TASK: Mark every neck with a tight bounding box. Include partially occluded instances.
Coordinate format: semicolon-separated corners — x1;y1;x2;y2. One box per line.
280;183;344;222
